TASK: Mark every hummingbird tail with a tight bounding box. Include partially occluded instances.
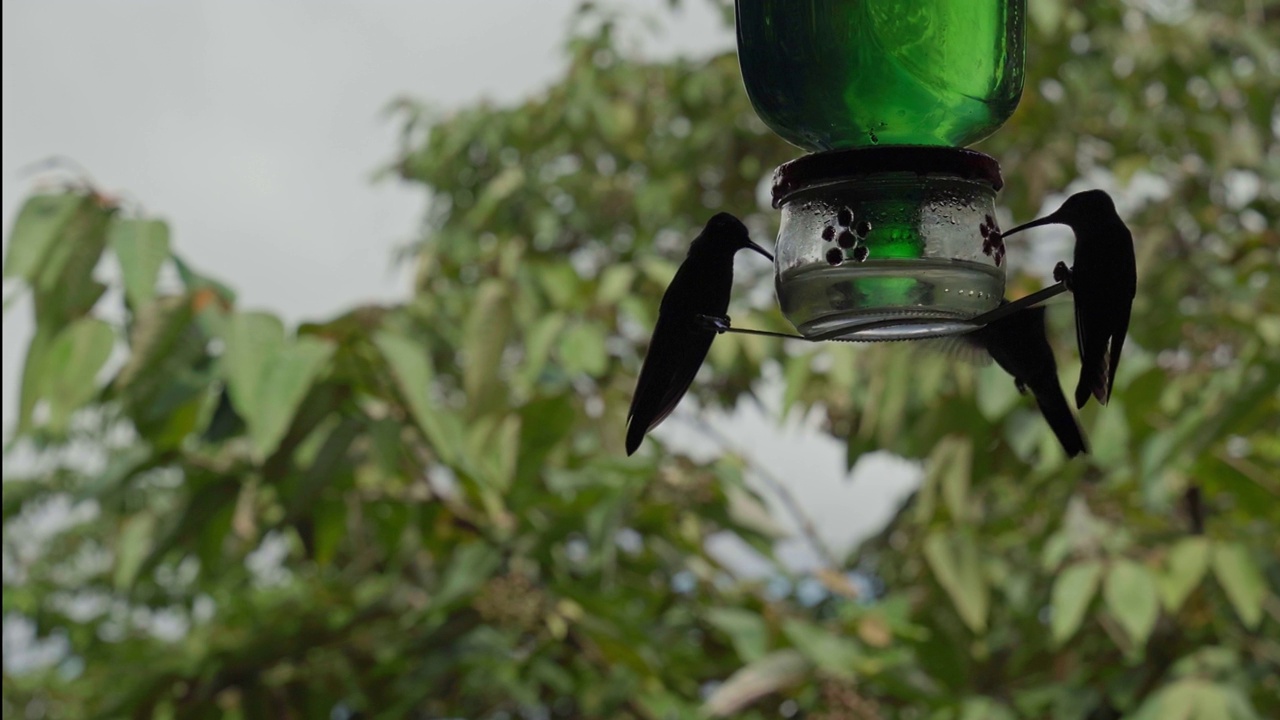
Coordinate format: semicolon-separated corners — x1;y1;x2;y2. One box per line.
1074;379;1108;409
625;422;644;456
1075;334;1112;409
1038;387;1089;458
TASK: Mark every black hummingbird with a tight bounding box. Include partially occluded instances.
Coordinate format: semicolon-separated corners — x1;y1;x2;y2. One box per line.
1002;190;1136;409
625;212;773;456
963;303;1088;458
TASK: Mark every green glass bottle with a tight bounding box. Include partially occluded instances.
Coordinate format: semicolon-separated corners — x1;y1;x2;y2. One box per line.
736;0;1025;151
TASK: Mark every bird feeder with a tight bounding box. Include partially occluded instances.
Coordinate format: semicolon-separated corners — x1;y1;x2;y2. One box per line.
736;0;1027;340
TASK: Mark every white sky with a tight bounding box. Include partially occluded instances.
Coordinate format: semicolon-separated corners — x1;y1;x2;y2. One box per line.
2;1;917;572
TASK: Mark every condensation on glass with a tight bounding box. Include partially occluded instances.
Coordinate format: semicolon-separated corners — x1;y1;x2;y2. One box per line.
772;148;1007;341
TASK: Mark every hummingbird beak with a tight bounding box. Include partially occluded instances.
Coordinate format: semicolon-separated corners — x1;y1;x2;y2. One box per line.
1001;212;1061;238
745;238;774;262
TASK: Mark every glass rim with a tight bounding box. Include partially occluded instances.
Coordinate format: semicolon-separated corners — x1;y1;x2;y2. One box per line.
771;146;1004;208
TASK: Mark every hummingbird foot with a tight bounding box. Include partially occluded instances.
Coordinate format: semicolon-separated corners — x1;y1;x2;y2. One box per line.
1053;262;1075;290
1014;379;1029;396
695;314;731;334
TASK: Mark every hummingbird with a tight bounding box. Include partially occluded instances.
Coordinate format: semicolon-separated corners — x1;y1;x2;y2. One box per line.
963;303;1089;458
625;212;773;456
1002;190;1136;409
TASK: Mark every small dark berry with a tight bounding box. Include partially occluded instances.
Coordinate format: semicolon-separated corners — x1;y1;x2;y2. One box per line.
853;246;869;262
837;230;856;248
826;248;843;266
855;220;871;237
821;225;836;241
979;223;988;236
837;208;853;227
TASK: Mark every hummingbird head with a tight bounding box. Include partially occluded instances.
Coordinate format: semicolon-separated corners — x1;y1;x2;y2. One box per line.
1002;189;1117;238
698;212;774;262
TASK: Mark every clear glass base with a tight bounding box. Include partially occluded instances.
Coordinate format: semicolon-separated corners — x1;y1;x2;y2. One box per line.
778;258;1004;341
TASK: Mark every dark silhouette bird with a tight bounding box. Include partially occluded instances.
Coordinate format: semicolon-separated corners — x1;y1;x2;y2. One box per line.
963;303;1089;458
1002;190;1136;409
625;212;773;455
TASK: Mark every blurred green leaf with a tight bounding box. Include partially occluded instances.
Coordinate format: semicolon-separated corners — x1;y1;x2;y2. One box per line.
1130;679;1252;720
1051;559;1102;645
1159;537;1210;613
15;327;54;433
1026;0;1063;37
976;364;1019;420
376;329;465;469
247;336;334;461
705;607;769;663
782;618;863;678
1211;541;1266;630
1103;559;1160;649
224;312;335;458
515;312;566;393
3;193;84;282
936;436;972;522
924;531;988;633
113;294;196;392
462;279;512;416
959;697;1017;720
284;417;360;520
221;311;286;422
108;218;171;308
137;477;240;581
516;394;575;484
28;194;113;329
596;264;635;305
433;541;501;612
172;251;236;306
113;513;156;590
781;351;812;418
40;317;115;433
558;321;608;377
1090;396;1131;466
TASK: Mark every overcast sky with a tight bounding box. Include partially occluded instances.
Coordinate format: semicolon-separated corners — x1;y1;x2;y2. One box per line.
2;1;917;571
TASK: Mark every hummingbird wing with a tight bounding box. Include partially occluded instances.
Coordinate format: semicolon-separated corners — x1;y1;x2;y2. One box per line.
625;312;716;455
966;306;1088;458
1072;298;1113;408
918;334;994;367
1105;301;1131;405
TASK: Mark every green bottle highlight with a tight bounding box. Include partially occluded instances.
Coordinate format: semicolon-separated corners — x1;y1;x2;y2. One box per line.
736;0;1026;152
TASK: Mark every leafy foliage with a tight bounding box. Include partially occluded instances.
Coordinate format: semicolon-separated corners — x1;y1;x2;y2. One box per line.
4;2;1279;718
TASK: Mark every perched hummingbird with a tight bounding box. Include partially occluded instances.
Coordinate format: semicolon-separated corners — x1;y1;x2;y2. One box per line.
625;212;773;456
963;303;1088;458
1002;190;1136;409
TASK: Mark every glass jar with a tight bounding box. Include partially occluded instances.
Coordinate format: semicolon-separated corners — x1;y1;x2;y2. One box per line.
736;0;1026;151
772;147;1007;341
